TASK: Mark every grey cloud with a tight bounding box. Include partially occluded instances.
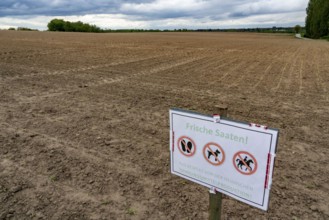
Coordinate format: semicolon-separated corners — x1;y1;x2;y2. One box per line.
0;0;188;19
0;0;308;28
0;0;151;17
228;0;307;17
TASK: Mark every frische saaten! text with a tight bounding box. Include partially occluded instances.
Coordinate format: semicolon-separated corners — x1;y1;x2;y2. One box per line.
185;123;248;145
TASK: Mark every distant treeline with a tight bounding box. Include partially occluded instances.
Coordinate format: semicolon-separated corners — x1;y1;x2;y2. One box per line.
195;27;298;33
7;26;299;34
8;27;38;31
46;19;299;34
305;0;329;39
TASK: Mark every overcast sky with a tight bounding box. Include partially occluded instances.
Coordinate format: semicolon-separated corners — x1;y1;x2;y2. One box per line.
0;0;309;30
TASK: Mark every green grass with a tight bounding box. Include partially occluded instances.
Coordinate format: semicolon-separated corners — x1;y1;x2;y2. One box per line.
100;200;113;206
126;207;136;215
49;175;59;182
321;36;329;41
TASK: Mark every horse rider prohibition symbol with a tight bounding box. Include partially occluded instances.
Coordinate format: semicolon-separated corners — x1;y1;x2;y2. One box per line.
236;156;254;171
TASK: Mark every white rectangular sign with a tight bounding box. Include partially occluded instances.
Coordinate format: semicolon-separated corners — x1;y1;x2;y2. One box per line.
170;108;279;211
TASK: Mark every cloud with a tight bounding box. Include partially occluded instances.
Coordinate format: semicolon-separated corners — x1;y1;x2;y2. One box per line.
120;0;208;18
0;0;115;16
230;0;308;17
0;0;309;30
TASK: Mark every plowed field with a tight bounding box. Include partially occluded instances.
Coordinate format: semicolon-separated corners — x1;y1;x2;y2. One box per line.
0;31;328;219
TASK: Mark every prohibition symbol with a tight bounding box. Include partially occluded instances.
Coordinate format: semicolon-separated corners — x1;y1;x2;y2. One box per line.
177;136;196;157
233;151;258;175
203;142;225;166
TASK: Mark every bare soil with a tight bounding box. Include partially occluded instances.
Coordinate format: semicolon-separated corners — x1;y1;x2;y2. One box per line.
0;31;328;219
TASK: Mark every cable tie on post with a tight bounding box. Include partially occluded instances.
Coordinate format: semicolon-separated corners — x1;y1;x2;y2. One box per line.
249;123;268;130
213;114;220;123
209;187;217;194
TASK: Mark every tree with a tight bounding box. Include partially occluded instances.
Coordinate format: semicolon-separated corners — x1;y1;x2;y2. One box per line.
294;25;301;33
305;0;329;38
47;19;66;32
47;19;101;33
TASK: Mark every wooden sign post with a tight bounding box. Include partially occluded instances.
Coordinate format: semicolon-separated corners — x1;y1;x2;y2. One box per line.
209;190;223;220
209;106;227;220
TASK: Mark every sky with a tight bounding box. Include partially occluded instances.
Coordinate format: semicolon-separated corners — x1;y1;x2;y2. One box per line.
0;0;309;30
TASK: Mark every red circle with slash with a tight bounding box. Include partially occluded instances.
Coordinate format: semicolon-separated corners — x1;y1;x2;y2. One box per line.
233;151;258;175
203;142;225;166
177;136;196;157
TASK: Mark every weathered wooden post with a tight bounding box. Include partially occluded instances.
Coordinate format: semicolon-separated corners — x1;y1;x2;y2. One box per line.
209;105;228;220
209;191;223;220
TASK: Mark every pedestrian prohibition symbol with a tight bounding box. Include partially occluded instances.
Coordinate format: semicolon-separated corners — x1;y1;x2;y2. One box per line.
233;151;258;175
203;142;225;166
177;136;196;157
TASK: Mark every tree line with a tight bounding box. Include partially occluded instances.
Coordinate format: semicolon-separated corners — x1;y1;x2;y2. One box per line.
47;19;101;32
47;19;298;34
305;0;329;38
7;27;38;31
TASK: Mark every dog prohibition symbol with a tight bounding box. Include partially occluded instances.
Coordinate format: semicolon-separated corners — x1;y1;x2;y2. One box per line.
207;149;221;161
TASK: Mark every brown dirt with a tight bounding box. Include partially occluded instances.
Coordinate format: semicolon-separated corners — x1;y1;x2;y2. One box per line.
0;31;328;220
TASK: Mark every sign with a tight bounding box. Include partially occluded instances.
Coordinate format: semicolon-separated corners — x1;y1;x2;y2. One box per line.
170;108;279;211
